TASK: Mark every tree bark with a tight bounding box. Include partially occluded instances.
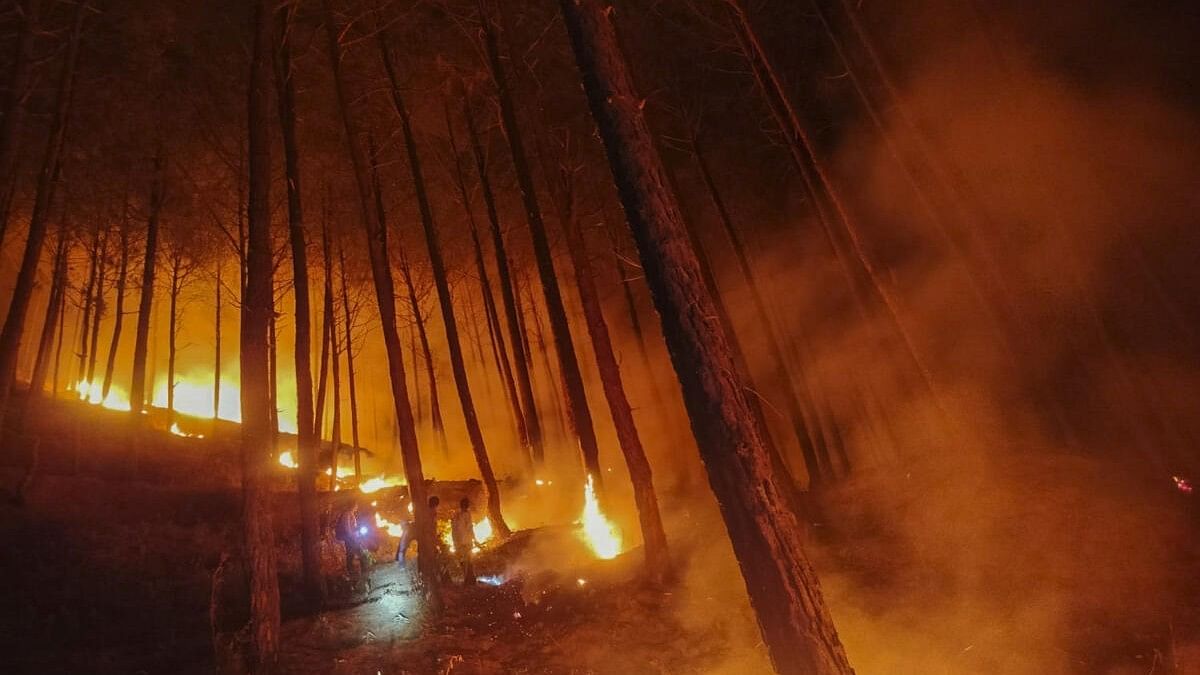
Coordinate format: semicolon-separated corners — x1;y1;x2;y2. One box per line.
27;223;70;400
377;29;511;536
84;228;109;387
76;226;101;385
558;173;670;581
315;210;334;438
398;252;447;457
242;0;281;667
337;241;361;479
130;151;166;417
273;0;325;604
326;221;342;490
0;0;41;248
556;3;854;673
321;0;438;591
0;4;82;444
167;256;181;429
101;217;131;400
444;98;530;468
479;0;603;483
463;94;544;466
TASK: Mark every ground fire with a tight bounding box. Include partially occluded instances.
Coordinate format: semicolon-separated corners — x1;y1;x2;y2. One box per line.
0;0;1198;673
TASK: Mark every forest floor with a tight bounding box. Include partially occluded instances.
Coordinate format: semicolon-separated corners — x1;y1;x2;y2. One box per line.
2;394;1199;674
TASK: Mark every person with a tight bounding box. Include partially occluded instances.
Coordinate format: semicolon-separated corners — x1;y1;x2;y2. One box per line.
335;502;369;578
451;497;476;585
396;495;440;563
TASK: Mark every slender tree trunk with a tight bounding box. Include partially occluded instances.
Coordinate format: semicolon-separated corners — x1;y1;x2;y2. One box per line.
130;151;165;417
167;258;180;429
692;133;830;483
76;226;101;385
101;221;130;400
53;275;68;398
559;178;670;581
0;6;82;445
408;322;422;424
444;98;530;468
337;241;361;479
479;0;604;483
84;228;109;387
322;0;437;590
399;254;448;457
268;306;279;450
326;216;342;490
314;211;334;438
242;0;281;666
463;94;544;466
0;0;41;248
213;264;221;418
28;223;69;399
557;4;855;672
273;0;324;601
523;278;566;444
377;30;511;536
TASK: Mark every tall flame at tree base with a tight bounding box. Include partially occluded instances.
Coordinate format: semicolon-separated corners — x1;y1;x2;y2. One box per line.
579;475;621;559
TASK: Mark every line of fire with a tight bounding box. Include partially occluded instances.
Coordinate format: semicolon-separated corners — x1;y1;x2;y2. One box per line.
0;0;1197;673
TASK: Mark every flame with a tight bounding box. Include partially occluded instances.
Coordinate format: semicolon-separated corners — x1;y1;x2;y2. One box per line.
359;475;406;494
150;373;298;433
579;475;621;560
474;517;494;544
441;516;494;553
278;450;298;469
74;379;132;411
374;512;406;538
169;422;203;439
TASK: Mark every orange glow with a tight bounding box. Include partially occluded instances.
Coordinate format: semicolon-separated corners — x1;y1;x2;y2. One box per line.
168;422;203;439
359;475;406;494
74;379;131;411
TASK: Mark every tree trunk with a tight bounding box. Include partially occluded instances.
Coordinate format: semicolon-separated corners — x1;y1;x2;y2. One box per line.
0;0;41;248
0;5;82;444
377;29;511;536
479;0;603;483
398;253;448;457
130;150;166;417
53;273;68;398
84;228;110;387
558;175;670;581
692;132;830;483
27;223;70;399
274;0;324;603
556;3;854;673
76;226;101;386
337;241;361;479
314;210;333;438
167;257;180;429
242;0;281;667
444;98;530;468
462;94;544;466
101;219;131;400
321;0;438;591
326;220;342;490
213;264;221;418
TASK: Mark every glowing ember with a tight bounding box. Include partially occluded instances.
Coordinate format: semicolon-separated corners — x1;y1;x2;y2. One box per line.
576;577;587;587
1173;476;1193;494
579;475;621;560
278;450;298;469
359;475;406;494
323;465;356;479
169;422;203;439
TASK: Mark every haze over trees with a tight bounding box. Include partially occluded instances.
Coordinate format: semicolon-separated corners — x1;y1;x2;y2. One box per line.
0;0;1198;673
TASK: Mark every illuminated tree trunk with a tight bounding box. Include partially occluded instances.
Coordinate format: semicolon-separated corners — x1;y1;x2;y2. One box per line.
0;0;40;248
101;219;130;401
523;279;566;444
28;224;70;399
559;180;670;581
377;29;511;536
53;278;68;398
326;222;342;490
479;0;604;484
463;95;544;466
130;151;165;416
338;241;361;479
274;0;325;605
268;305;279;449
399;253;448;457
76;226;101;384
0;6;81;442
692;132;831;483
444;99;530;468
242;0;281;666
557;3;854;673
84;229;110;387
408;322;422;423
166;254;182;429
322;0;438;591
213;264;221;419
314;211;334;438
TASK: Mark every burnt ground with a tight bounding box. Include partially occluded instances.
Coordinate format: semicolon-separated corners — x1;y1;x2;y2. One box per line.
3;394;1200;674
